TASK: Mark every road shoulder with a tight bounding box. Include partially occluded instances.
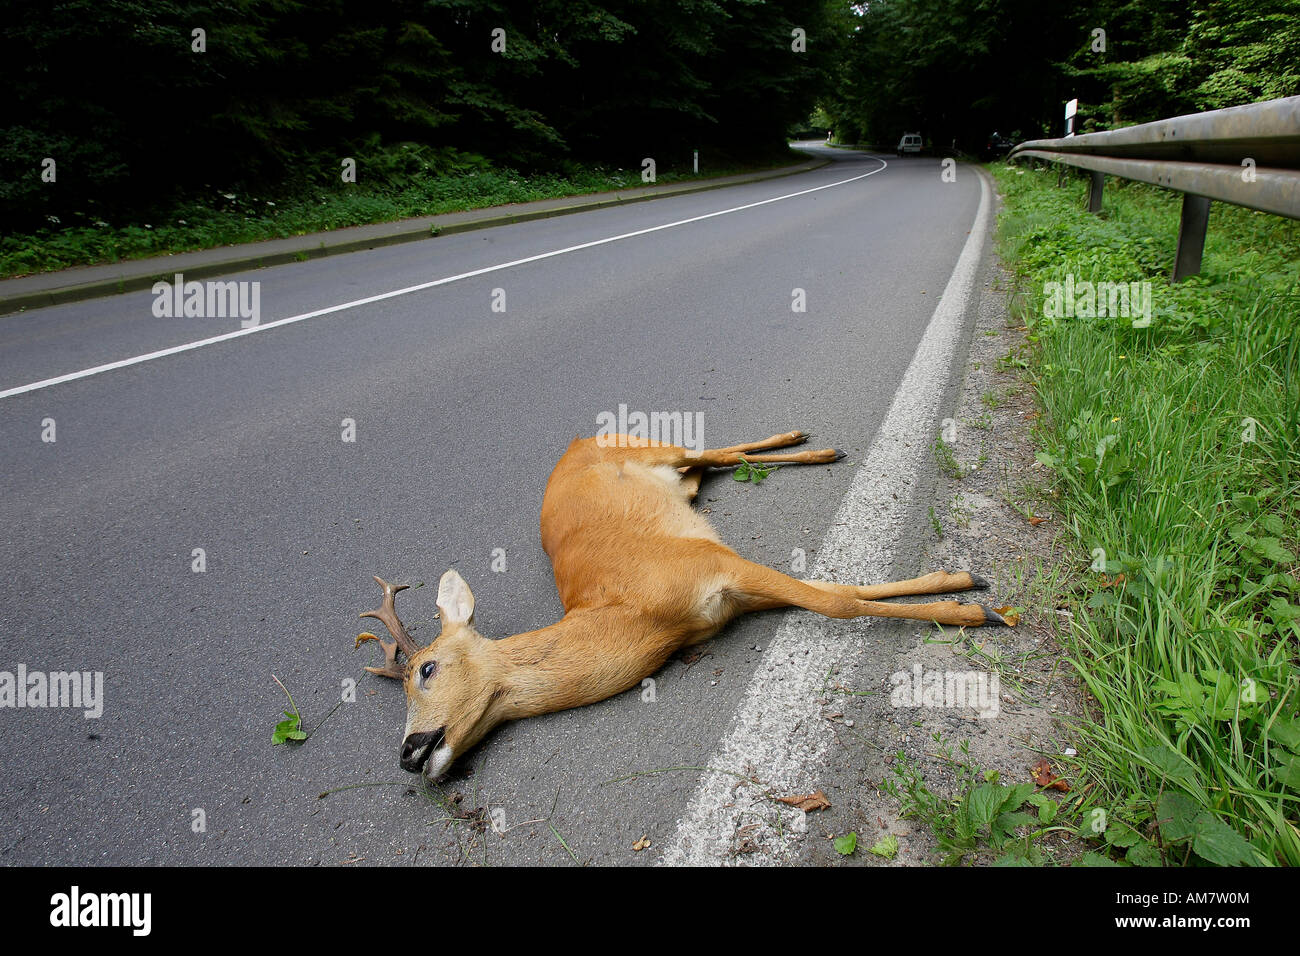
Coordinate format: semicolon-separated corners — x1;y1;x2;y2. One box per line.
789;181;1087;866
0;156;830;316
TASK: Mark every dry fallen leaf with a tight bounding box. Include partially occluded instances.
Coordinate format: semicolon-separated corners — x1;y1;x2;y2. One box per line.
681;647;714;667
774;790;831;812
992;605;1021;626
1031;758;1071;792
1028;515;1047;526
1099;573;1127;588
632;835;651;851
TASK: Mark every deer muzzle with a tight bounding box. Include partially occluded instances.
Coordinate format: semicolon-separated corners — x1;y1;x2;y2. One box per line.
400;728;445;773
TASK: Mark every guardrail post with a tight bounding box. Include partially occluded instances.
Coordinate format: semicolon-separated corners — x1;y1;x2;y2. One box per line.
1087;170;1104;213
1172;194;1211;281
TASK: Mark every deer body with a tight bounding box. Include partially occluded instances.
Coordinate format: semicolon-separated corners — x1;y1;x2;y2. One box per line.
355;430;1006;779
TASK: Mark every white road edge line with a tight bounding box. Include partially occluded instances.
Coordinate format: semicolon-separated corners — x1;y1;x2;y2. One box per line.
0;158;887;400
659;168;992;866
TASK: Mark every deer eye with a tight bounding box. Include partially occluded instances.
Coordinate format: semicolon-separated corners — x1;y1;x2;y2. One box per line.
420;660;437;681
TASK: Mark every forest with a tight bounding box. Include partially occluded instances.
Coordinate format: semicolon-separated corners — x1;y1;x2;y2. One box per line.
3;0;1296;234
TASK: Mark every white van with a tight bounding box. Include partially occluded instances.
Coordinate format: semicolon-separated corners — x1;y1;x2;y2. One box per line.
896;133;923;156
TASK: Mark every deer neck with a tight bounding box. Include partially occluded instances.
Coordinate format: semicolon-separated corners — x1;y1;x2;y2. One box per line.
488;608;675;722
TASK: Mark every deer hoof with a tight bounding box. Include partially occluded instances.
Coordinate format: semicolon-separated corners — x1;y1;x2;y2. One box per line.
980;605;1009;626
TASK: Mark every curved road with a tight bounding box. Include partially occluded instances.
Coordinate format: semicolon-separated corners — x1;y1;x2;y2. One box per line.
0;144;993;865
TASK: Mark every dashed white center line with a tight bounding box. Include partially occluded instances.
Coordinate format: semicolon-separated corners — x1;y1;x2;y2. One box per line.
0;159;887;400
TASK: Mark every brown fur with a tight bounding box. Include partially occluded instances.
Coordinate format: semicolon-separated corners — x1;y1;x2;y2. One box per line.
358;430;1005;776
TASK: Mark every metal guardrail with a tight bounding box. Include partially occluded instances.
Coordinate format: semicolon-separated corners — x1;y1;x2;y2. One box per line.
1009;96;1300;280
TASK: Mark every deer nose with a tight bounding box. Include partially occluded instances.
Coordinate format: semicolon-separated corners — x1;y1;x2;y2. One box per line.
400;730;443;773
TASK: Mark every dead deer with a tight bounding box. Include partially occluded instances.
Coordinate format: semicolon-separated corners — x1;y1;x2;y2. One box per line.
355;430;1007;779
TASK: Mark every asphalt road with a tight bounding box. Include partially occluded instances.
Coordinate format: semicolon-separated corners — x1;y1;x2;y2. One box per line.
0;144;988;865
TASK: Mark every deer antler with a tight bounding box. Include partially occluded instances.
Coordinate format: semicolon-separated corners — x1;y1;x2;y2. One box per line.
356;575;421;680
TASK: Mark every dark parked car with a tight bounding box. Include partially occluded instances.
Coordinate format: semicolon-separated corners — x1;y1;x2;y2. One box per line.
983;131;1015;159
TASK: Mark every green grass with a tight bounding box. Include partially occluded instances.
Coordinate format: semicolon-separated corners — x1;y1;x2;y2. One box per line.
884;748;1069;866
1;150;805;279
932;435;966;480
991;162;1300;866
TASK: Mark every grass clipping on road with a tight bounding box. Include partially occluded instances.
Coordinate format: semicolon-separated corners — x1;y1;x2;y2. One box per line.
992;163;1300;866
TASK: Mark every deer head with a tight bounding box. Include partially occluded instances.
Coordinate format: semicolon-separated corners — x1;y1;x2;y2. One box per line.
356;570;502;780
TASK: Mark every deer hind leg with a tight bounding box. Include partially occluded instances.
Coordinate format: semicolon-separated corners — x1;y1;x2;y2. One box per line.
726;558;1006;627
807;570;991;600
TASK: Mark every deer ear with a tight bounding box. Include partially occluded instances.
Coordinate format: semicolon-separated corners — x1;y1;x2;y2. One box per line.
436;569;475;626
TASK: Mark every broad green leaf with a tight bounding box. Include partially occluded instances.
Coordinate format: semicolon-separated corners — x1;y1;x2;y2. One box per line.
1255;537;1295;564
1104;822;1141;848
1260;514;1288;537
965;784;1007;828
1267;716;1300;752
272;712;304;745
1273;753;1300;792
1002;783;1036;810
1138;744;1195;783
1026;792;1059;823
993;811;1037;839
1126;842;1163;867
1231;494;1259;515
868;834;898;859
1156;792;1201;843
1189;814;1259;867
1267;597;1300;622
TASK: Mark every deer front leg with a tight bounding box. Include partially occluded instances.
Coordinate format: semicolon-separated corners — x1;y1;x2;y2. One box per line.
675;431;814;498
619;430;836;470
710;430;812;454
631;442;843;469
697;446;844;467
677;466;706;500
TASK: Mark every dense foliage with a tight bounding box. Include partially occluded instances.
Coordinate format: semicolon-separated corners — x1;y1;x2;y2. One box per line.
4;0;1295;231
819;0;1300;151
0;0;834;231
